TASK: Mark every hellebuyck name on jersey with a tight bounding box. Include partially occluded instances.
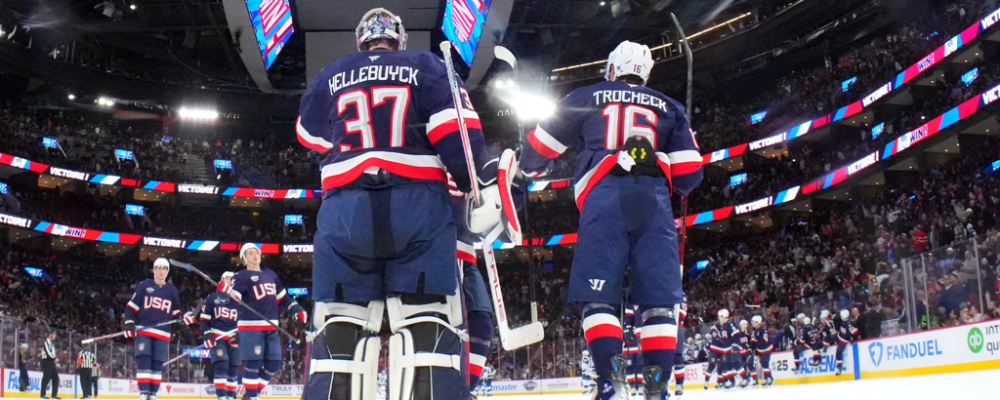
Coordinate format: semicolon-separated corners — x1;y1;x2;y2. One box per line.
327;65;421;94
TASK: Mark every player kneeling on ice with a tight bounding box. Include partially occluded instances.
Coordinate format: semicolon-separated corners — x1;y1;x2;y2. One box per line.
297;8;503;400
123;258;191;400
519;40;703;400
217;244;307;400
192;272;241;400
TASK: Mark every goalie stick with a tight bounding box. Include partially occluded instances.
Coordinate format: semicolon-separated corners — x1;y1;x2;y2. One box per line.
167;259;302;344
439;40;543;350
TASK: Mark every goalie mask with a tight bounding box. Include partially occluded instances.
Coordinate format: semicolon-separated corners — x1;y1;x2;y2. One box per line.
356;8;407;50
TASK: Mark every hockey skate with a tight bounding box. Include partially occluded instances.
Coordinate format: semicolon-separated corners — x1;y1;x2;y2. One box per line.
675;385;684;397
835;366;842;377
641;366;667;400
593;354;630;400
739;377;750;389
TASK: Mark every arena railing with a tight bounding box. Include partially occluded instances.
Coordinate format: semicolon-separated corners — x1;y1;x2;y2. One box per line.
899;236;996;334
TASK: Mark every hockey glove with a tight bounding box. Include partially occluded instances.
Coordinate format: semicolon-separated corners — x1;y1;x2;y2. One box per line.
217;280;233;295
467;184;502;234
202;332;216;349
122;320;136;339
227;332;239;347
183;311;196;326
290;304;308;331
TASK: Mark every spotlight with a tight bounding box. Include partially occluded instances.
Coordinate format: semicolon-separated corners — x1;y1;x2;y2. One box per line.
67;94;76;101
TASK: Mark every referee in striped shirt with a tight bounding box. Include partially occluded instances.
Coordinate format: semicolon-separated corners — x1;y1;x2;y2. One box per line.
40;331;60;399
78;349;97;399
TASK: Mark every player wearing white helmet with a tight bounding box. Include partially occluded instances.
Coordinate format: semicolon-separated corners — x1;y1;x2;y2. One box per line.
299;7;499;400
706;309;734;390
735;319;753;388
834;310;859;376
818;310;836;359
217;244;306;400
749;315;774;386
122;258;189;400
520;39;702;400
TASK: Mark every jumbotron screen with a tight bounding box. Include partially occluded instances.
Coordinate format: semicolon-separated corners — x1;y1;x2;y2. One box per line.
442;0;492;66
245;0;295;69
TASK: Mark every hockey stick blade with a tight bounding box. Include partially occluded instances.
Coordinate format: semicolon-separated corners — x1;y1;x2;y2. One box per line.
493;46;517;69
482;224;544;350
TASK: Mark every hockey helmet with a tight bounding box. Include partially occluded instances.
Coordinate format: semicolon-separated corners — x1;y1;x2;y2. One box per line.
153;257;170;269
840;309;851;320
739;319;748;328
796;313;806;320
819;309;830;320
751;315;763;325
222;271;235;279
240;243;260;261
604;41;653;84
356;8;407;50
717;308;730;320
803;316;811;325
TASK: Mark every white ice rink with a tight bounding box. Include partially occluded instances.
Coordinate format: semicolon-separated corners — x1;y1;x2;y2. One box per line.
499;368;996;400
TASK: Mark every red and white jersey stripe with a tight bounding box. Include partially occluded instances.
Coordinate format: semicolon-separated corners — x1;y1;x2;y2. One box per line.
427;108;481;144
320;151;448;191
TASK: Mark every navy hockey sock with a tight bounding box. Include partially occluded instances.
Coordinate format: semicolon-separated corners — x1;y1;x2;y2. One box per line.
150;360;163;394
468;311;493;391
136;355;152;394
639;306;678;382
582;305;624;375
244;359;263;397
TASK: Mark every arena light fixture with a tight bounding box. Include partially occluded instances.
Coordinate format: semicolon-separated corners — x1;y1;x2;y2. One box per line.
97;97;114;107
178;108;219;120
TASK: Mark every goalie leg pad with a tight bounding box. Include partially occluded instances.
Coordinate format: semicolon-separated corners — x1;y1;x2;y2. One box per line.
304;301;383;400
388;294;465;400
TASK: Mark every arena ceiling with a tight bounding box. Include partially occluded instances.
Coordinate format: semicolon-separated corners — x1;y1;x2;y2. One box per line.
0;0;876;102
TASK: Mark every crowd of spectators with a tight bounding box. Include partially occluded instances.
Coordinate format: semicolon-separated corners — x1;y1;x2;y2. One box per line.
688;0;989;153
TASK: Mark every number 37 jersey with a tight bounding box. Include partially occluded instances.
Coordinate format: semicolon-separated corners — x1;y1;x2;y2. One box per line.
296;49;492;194
520;80;703;209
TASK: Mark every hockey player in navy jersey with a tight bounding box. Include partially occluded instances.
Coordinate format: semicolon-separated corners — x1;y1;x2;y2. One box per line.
705;309;732;390
297;8;500;400
198;272;241;400
217;244;307;400
671;298;688;397
519;40;702;400
835;310;859;376
799;317;823;369
734;320;752;388
123;258;188;400
749;315;774;386
818;310;837;362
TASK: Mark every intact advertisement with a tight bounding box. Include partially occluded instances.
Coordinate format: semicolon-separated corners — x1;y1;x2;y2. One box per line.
857;319;1000;378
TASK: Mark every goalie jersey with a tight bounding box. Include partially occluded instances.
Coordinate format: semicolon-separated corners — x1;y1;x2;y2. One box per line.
296;49;494;193
519;80;703;209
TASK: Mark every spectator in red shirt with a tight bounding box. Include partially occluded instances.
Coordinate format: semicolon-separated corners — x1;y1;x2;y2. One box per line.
913;225;929;253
